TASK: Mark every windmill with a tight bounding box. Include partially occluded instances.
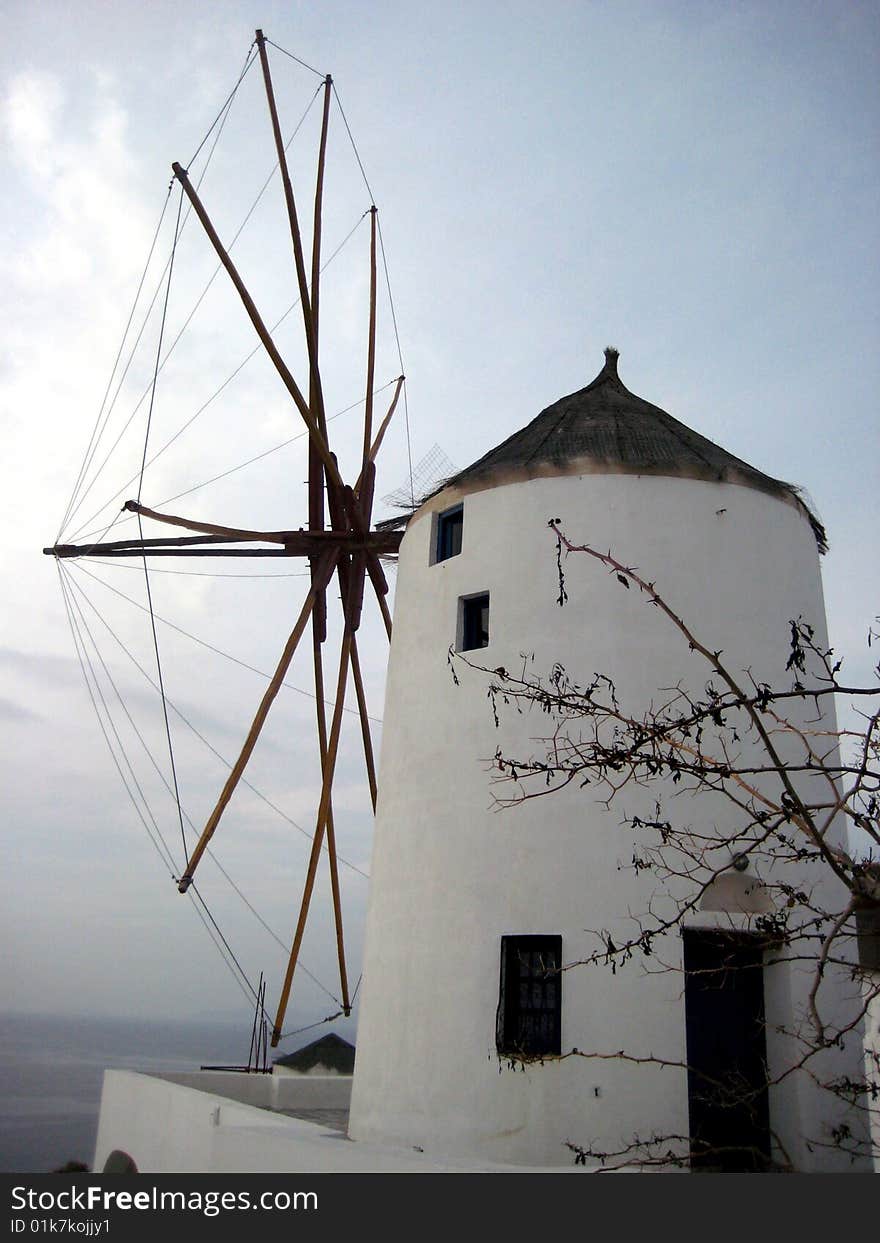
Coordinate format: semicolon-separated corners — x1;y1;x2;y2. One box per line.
44;30;405;1047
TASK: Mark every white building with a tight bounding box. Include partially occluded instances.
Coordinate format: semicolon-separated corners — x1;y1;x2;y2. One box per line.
95;349;873;1172
348;348;871;1171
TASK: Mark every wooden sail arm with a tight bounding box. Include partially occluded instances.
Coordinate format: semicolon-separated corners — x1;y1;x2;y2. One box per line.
177;547;339;894
272;628;354;1041
255;30;328;441
310;75;333;438
361;207;378;475
45;534;279;556
123;499;302;544
355;376;405;495
340;483;389;602
305;78;333;644
121;500;402;554
45;544;396;559
350;633;378;811
310;625;348;1013
170;162;345;497
368;564;394;640
272;544;374;1040
357;465;376;539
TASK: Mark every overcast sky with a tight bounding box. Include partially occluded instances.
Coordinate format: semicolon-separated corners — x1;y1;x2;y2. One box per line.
2;0;878;1042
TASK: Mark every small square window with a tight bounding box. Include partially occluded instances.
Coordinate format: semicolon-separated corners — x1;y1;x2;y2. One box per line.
435;505;463;562
459;592;489;651
497;935;562;1057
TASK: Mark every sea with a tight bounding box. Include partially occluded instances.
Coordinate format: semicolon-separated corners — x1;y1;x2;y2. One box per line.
0;1012;250;1173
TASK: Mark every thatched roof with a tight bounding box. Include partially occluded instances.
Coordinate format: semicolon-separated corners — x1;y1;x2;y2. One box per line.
441;349;826;551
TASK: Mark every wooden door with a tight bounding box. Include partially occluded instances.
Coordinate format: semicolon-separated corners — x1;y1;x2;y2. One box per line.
683;929;771;1171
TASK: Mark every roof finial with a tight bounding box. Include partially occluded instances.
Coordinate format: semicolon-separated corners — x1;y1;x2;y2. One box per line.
603;346;620;378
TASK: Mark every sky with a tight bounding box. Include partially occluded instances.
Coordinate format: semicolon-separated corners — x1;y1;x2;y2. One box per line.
2;0;878;1046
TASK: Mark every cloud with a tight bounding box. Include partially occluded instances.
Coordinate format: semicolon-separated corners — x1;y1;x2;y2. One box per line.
4;69;148;291
0;696;41;723
5;71;63;178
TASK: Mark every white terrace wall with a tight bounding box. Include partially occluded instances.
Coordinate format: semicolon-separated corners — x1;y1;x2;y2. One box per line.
92;1071;561;1173
348;470;870;1170
94;1071;353;1174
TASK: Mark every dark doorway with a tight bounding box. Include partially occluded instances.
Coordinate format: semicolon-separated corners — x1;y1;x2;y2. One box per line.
683;929;771;1171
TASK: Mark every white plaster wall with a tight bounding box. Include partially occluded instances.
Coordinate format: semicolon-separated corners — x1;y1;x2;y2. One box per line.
349;471;870;1169
92;1071;583;1172
93;1072;354;1174
155;1070;352;1111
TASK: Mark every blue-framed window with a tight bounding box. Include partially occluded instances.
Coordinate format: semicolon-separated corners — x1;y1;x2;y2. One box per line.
436;504;463;562
459;592;489;651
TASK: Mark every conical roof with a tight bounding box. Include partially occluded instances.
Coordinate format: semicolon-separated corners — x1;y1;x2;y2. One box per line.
443;349;826;551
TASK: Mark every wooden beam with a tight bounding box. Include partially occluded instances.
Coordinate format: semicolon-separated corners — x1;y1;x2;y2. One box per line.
171;162;344;495
123;500;293;543
177;547;339;893
47;534;270;555
350;633;378;811
272;625;353;1042
371;574;394;640
348;553;367;633
359;461;376;527
311;626;350;1015
97;502;403;555
256;29;328;443
310;75;333;440
361;207;378;474
355;375;405;493
45;545;399;560
307;79;334;644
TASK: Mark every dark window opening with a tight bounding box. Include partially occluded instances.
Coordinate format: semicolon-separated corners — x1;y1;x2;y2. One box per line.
497;935;562;1057
436;505;463;562
460;592;489;651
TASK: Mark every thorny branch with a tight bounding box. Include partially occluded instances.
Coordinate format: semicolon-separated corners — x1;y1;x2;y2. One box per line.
449;524;879;1168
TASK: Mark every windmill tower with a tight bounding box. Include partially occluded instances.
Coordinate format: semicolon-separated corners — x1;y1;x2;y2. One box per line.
348;348;871;1170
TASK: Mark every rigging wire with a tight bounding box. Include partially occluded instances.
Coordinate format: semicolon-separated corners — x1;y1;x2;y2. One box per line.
62;561;262;1011
60;566;262;1013
57;564;178;877
137;366;392;516
278;1012;346;1042
61;564;371;881
61;564;261;1010
187;889;264;1011
137;185;189;864
81;561;311;579
70;344;384;551
330;83;375;207
59;563;348;1005
190;883;262;1006
57;187;174;542
63;509;126;565
65;210;371;546
376;214;415;508
71;560;384;725
186;41;259;170
265;39;325;80
61;42;265;543
328;78;415;506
